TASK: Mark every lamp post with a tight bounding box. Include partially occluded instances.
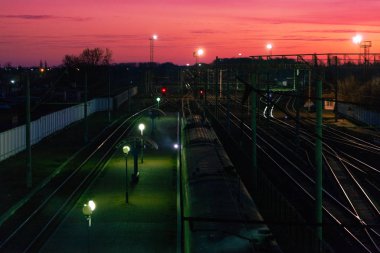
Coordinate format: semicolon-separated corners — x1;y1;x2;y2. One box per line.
84;71;88;144
193;48;204;98
193;48;204;65
150;34;158;63
156;97;161;109
26;74;32;188
82;200;96;253
352;34;362;63
122;145;131;203
138;123;145;163
266;43;273;56
82;200;96;227
148;34;158;94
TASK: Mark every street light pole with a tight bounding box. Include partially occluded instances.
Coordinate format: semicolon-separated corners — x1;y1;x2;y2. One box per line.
150;34;158;63
84;71;88;144
352;34;362;63
26;74;32;188
266;43;273;56
251;73;258;194
193;48;204;97
123;145;130;203
82;200;96;253
108;68;111;123
149;34;158;94
138;123;145;163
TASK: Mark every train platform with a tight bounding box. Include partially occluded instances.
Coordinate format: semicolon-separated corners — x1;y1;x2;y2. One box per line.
40;114;179;253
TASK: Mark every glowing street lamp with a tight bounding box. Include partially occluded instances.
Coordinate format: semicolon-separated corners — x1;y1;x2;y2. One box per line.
193;48;204;64
82;199;96;252
138;123;145;163
352;34;363;63
266;43;273;55
352;34;362;45
122;145;131;203
150;34;158;63
156;97;161;109
82;200;96;227
138;123;145;135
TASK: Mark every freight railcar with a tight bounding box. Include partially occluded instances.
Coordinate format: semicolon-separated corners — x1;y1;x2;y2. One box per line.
181;115;281;253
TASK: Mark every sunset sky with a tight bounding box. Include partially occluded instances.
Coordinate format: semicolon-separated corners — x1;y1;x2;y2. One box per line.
1;0;379;66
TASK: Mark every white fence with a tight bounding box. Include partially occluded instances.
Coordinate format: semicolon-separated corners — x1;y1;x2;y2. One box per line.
114;86;137;108
0;87;137;162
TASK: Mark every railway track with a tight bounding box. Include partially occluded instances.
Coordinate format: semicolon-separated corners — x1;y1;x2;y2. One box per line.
0;106;156;252
207;96;380;253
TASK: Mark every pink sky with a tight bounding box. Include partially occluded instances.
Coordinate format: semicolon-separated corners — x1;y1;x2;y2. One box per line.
1;0;379;66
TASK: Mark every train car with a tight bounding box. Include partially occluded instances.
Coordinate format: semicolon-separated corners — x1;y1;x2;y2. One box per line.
181;115;281;253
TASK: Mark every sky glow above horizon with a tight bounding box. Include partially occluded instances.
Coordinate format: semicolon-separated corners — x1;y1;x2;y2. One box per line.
1;0;379;66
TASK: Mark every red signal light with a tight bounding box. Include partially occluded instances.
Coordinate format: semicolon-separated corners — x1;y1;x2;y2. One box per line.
199;89;204;94
161;87;167;93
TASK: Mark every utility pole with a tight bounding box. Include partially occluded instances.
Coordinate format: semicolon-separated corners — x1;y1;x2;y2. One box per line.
84;72;88;144
251;73;258;194
295;68;300;149
215;57;219;119
26;74;32;188
315;79;323;253
334;57;339;123
227;70;231;133
108;68;111;123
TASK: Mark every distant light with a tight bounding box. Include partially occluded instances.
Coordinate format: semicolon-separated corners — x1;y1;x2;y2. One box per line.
186;63;190;66
173;143;179;149
266;43;273;50
39;68;45;73
196;48;204;57
352;34;362;45
10;80;15;84
198;63;202;66
152;34;158;40
238;53;242;56
156;97;161;102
